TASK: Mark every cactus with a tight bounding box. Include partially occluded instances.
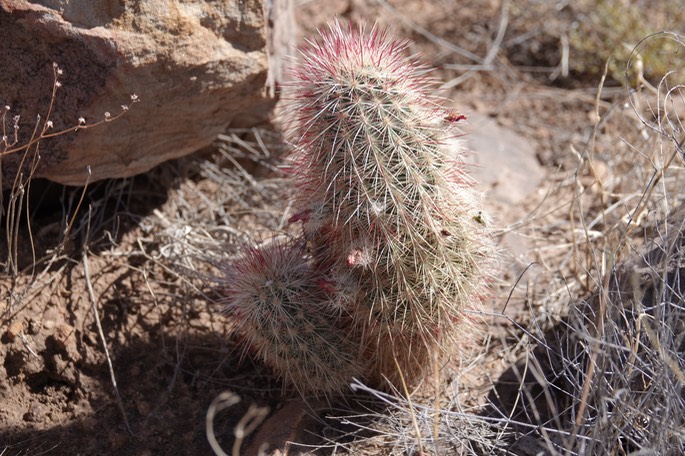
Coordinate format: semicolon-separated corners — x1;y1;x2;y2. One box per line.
284;21;495;385
219;21;494;395
222;239;364;395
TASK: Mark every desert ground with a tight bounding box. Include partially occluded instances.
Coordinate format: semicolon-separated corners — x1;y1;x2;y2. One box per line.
2;1;685;455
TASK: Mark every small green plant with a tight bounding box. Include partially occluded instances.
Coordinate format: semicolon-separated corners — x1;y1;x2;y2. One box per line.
568;0;685;85
221;21;495;395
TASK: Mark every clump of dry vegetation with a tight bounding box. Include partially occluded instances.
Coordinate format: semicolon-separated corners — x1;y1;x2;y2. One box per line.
506;33;685;451
1;62;138;276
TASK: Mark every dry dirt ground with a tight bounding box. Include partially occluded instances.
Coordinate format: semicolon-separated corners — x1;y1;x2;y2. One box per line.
2;1;685;455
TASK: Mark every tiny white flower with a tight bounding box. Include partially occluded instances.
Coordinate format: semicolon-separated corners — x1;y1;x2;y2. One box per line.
78;117;86;124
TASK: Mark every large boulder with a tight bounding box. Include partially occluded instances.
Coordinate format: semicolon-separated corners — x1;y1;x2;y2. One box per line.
0;0;292;187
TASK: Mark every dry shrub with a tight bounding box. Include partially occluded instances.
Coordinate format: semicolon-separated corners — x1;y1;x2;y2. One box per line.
1;63;138;301
483;31;685;454
558;208;685;454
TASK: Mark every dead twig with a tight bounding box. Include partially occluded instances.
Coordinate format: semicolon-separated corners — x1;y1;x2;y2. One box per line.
206;391;270;456
373;0;482;62
82;212;132;435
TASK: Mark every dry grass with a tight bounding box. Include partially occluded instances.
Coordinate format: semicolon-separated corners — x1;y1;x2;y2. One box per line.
503;61;685;452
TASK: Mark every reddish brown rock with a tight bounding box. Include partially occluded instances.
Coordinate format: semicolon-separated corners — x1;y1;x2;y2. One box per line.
0;0;290;187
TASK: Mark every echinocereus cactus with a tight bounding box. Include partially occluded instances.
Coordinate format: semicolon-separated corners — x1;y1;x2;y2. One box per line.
284;21;495;385
221;239;364;395
219;21;495;396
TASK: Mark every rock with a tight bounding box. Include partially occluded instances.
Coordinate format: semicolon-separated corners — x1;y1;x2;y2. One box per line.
243;399;310;456
464;112;544;267
4;320;24;343
464;112;543;211
0;0;290;187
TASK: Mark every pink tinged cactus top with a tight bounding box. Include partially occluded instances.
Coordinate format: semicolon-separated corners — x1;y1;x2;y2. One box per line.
287;22;466;231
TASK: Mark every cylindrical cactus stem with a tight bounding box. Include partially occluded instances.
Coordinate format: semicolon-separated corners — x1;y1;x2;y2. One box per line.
284;20;495;369
221;239;364;396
